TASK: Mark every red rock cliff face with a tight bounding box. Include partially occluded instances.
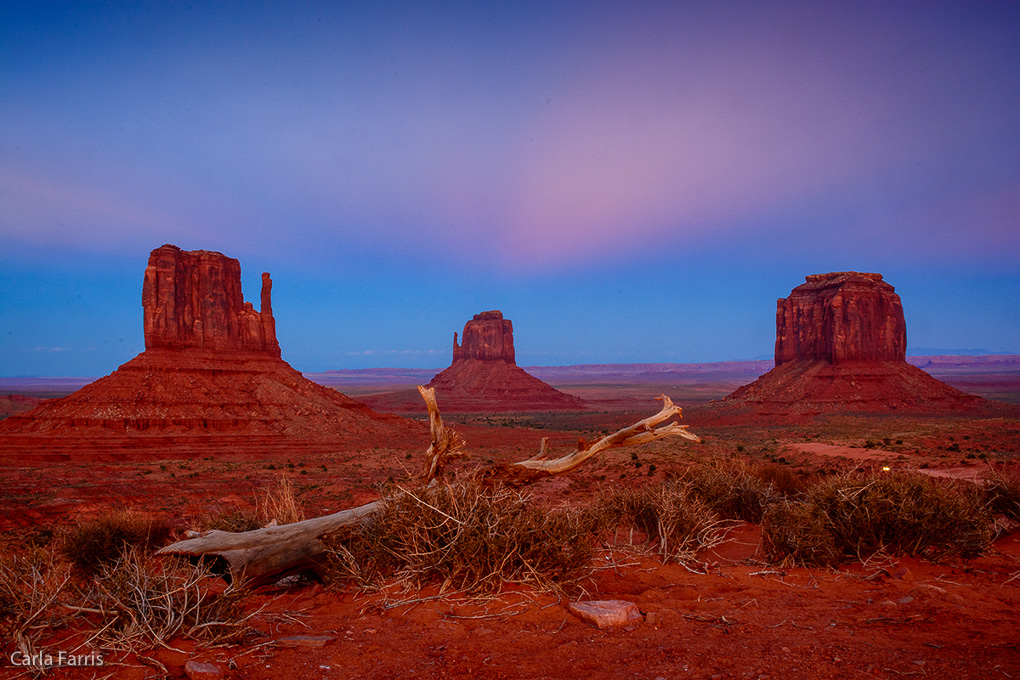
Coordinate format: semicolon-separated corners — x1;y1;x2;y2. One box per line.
775;272;906;365
716;271;989;419
142;244;280;356
428;310;585;411
452;310;515;364
1;244;413;455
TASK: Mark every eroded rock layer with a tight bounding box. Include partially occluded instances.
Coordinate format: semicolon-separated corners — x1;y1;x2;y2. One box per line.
1;245;412;457
0;349;397;438
775;272;905;365
724;359;982;416
143;244;279;355
428;311;585;411
719;272;985;418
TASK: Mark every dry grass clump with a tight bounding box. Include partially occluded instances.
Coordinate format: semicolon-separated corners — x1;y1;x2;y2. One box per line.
200;508;262;533
1;545;255;655
78;550;256;650
4;509;256;655
596;480;734;563
763;471;993;566
58;512;173;574
324;481;594;593
256;476;304;526
761;500;840;567
750;461;812;497
0;548;72;653
982;467;1020;524
675;460;782;522
198;475;304;533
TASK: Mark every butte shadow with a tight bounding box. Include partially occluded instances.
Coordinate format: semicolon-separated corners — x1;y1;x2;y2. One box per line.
0;244;416;461
693;271;1015;423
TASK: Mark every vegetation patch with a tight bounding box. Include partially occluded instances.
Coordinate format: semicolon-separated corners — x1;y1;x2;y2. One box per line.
77;550;256;650
58;512;172;574
983;467;1020;525
763;471;993;565
324;481;594;593
761;500;840;567
595;480;734;563
676;460;783;522
2;537;255;660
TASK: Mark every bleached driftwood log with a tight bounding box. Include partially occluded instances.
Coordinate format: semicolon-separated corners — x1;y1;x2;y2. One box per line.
158;387;699;588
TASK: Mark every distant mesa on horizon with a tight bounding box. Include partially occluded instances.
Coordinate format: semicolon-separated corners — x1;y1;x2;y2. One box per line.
426;310;586;411
715;271;995;419
907;348;1019;357
0;244;410;458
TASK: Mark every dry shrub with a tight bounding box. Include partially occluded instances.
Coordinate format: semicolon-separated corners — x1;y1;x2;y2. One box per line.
764;471;993;566
813;472;992;560
324;481;593;593
196;476;303;534
200;508;262;533
761;500;840;567
256;476;304;526
58;512;172;574
983;467;1020;524
595;480;733;563
0;547;72;653
2;545;254;656
79;549;255;650
676;460;781;522
750;462;811;497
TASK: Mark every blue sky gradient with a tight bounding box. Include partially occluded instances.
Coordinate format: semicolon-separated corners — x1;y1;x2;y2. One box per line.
2;1;1018;376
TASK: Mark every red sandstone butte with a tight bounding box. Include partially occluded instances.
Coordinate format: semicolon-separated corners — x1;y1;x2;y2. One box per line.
428;311;585;411
143;244;279;355
0;244;411;459
775;272;906;364
453;310;515;363
721;272;985;416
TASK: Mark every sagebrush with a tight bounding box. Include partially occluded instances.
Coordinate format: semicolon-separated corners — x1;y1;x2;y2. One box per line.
324;481;594;592
58;512;172;574
763;471;993;565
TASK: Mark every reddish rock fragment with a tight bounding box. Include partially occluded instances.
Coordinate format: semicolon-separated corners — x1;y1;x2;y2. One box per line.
184;659;224;680
277;635;334;648
567;599;643;629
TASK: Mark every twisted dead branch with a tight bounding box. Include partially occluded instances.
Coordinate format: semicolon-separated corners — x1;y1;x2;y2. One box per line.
158;388;699;588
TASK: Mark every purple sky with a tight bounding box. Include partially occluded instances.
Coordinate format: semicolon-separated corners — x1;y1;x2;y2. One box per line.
2;1;1018;376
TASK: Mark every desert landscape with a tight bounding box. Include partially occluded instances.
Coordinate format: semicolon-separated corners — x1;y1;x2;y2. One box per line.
4;4;1020;679
1;247;1019;680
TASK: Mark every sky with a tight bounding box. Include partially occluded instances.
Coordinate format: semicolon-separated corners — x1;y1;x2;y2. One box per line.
1;1;1018;377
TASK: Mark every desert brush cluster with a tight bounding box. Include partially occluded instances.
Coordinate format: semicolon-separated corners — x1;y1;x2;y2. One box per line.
4;456;1018;666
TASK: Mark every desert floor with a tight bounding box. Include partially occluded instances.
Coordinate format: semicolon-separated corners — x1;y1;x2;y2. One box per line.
1;375;1019;680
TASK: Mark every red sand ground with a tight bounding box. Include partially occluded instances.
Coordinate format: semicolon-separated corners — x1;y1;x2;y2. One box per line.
84;540;1017;680
2;377;1020;679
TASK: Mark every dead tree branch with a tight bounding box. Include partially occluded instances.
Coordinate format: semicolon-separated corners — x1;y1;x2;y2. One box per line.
158;389;699;588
